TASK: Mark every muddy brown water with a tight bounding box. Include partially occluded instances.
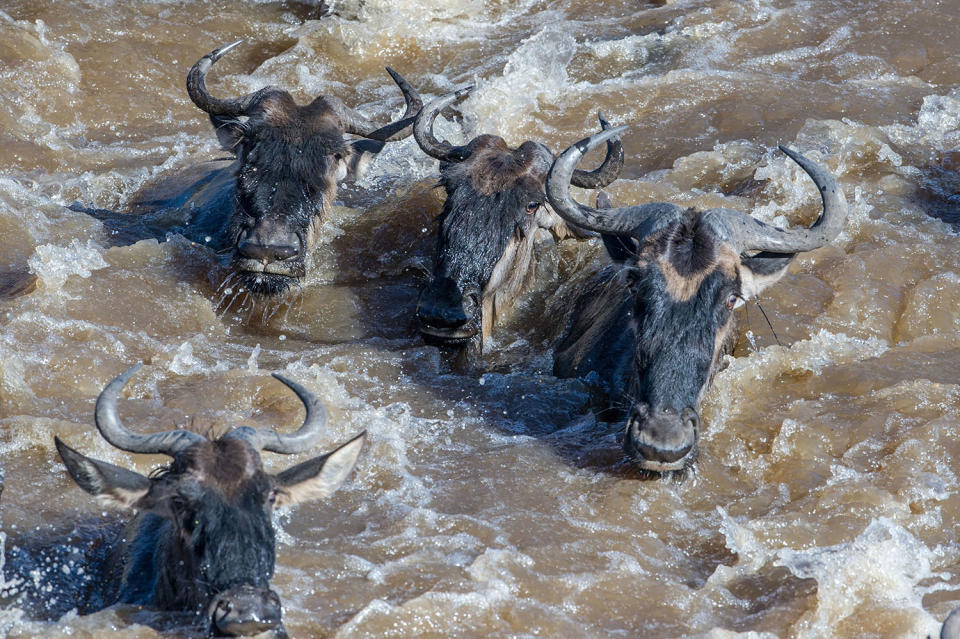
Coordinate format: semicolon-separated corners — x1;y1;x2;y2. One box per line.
2;0;960;637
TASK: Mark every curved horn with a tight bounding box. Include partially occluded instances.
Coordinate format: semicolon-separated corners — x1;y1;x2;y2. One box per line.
187;41;268;117
707;145;848;253
333;67;423;142
943;608;960;639
95;364;205;456
548;125;684;236
413;86;474;163
232;373;329;454
569;111;624;189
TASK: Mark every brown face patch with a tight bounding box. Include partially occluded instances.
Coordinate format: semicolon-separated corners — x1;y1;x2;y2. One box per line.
256;91;298;127
451;136;550;197
637;215;740;303
178;438;265;501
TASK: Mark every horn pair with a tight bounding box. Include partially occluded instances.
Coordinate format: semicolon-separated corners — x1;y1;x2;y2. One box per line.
187;41;423;142
95;364;328;457
547;127;848;254
413;88;624;189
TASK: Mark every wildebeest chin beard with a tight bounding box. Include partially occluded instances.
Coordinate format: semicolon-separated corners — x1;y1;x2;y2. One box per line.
620;448;699;483
419;319;480;345
233;262;304;297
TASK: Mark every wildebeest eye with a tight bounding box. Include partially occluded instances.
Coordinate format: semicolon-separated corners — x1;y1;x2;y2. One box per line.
725;294;739;311
525;202;541;215
266;489;277;507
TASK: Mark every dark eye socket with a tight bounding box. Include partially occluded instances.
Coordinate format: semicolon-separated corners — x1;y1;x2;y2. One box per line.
267;489;277;506
525;201;541;214
725;293;739;310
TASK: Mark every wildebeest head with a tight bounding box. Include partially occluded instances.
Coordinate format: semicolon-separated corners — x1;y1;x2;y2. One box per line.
549;128;847;473
187;41;422;297
413;89;624;347
54;364;364;636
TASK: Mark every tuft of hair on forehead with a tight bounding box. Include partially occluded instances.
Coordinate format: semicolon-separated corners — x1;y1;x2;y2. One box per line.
161;436;265;500
642;211;721;277
247;91;346;146
447;135;550;197
636;211;739;303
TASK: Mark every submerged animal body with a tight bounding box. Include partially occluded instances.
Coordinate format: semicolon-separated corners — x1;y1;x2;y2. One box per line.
85;41;422;298
413;89;624;350
3;365;364;637
548;127;848;474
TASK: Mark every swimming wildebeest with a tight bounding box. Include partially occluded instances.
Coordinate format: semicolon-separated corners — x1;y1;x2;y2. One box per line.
548;127;848;474
412;88;624;351
81;41;422;298
3;365;364;637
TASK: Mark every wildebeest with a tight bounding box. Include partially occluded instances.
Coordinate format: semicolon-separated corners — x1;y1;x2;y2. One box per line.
3;365;364;636
413;88;624;350
548;127;848;474
81;41;422;298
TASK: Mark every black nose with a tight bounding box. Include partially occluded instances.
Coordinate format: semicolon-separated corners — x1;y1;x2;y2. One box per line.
236;224;299;262
625;406;699;467
417;279;480;329
209;585;283;637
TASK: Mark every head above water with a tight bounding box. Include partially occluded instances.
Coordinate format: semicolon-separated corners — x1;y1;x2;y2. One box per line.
187;40;422;298
549;128;848;473
413;88;624;348
55;364;365;636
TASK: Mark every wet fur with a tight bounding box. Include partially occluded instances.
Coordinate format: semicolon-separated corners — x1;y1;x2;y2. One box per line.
555;212;746;470
421;135;567;344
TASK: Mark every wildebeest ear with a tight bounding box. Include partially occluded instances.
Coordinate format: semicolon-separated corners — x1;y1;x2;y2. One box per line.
740;252;794;299
272;432;365;509
209;114;247;153
55;437;151;510
344;139;386;181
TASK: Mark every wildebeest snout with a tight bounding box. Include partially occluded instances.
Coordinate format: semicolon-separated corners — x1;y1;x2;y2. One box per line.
624;405;699;471
208;585;284;637
417;277;481;341
237;218;300;263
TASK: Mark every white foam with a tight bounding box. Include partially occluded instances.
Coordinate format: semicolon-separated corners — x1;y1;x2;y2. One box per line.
27;239;108;292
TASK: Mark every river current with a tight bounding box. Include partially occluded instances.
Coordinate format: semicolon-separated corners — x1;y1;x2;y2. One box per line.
2;1;960;637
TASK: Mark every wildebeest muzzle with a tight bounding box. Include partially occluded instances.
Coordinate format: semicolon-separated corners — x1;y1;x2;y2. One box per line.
208;585;284;637
624;404;700;472
417;276;481;344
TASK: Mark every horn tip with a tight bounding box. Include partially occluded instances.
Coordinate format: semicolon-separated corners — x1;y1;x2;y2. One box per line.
209;40;243;61
116;362;144;383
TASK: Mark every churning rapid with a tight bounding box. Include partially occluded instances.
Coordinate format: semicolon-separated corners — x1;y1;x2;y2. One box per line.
2;0;960;636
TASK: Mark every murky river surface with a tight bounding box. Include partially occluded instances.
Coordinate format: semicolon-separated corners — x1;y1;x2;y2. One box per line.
2;0;960;637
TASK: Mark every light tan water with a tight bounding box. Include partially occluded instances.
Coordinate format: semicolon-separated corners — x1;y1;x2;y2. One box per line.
2;0;960;637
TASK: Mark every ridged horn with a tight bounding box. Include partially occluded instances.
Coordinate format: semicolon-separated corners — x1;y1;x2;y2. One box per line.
186;41;268;117
413;86;474;163
548;126;682;236
226;373;329;454
569;111;624;189
333;67;423;142
95;364;204;456
706;145;848;253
